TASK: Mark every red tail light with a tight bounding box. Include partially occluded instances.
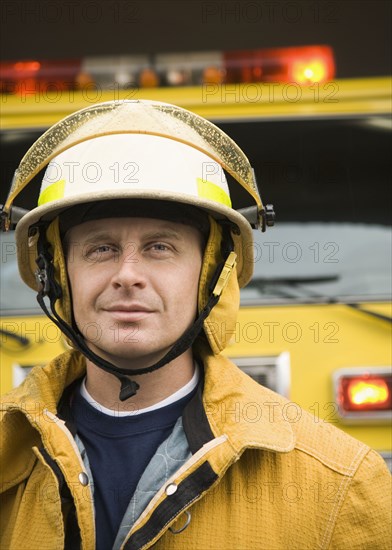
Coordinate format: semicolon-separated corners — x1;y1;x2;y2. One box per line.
334;368;392;422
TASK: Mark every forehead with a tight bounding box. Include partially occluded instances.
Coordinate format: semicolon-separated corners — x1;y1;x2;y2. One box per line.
65;216;202;243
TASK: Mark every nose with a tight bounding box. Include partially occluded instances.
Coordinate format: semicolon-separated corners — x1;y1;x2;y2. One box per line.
110;251;147;290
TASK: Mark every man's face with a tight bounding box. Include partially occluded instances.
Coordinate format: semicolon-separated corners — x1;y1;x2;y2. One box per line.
66;217;203;370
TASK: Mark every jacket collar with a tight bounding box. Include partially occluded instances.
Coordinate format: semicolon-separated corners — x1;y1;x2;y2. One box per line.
1;348;295;456
1;350;85;418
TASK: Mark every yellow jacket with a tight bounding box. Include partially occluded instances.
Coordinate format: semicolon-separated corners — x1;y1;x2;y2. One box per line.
1;349;391;549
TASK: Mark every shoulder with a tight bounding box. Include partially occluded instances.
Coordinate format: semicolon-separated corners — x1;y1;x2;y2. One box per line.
289;403;372;476
205;353;385;478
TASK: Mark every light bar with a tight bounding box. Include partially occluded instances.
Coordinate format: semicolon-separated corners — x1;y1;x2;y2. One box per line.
0;45;336;96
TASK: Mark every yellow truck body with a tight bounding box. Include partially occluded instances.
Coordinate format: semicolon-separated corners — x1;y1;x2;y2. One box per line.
1;77;391;466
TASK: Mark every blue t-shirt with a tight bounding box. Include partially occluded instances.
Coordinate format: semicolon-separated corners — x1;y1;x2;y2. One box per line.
72;386;196;550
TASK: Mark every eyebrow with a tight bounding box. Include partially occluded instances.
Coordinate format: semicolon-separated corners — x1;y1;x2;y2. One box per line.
142;229;183;242
68;231;116;245
70;228;183;245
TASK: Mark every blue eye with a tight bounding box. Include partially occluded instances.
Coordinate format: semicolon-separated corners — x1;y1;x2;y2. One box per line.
145;242;175;257
85;244;119;261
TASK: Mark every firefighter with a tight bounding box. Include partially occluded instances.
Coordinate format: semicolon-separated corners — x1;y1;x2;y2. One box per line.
1;100;390;549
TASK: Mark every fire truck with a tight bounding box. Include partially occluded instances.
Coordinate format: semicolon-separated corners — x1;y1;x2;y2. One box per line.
1;48;391;468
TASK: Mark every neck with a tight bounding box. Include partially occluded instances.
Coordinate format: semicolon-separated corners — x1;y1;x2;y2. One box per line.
84;350;196;412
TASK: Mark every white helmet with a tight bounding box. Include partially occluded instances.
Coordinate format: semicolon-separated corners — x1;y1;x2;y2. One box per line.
2;100;274;399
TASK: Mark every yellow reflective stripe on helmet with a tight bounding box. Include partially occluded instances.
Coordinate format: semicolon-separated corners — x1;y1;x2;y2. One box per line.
38;179;66;206
197;178;231;207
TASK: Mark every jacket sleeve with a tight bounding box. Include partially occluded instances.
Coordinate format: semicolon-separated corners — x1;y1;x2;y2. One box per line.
329;449;391;549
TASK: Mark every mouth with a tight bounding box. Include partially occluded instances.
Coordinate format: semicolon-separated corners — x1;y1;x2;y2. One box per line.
104;305;154;322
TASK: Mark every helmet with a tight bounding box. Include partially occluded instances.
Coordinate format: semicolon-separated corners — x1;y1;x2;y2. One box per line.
2;100;274;399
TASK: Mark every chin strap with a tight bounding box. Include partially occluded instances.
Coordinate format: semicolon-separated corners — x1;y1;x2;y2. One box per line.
35;225;236;401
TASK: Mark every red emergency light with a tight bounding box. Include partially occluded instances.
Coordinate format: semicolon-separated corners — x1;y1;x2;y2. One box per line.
224;45;335;84
0;59;81;94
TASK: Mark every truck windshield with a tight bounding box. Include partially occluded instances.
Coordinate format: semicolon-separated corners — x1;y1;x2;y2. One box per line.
242;222;391;304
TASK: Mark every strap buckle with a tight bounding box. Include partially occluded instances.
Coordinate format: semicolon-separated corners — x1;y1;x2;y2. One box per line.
35;253;51;295
212;251;237;297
